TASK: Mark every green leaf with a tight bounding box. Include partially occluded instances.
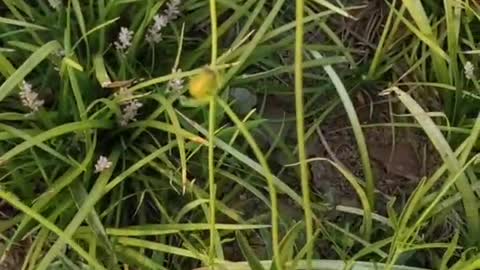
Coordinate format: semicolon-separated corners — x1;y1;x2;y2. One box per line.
106;223;270;236
277;221;304;266
0;52;15;78
309;0;352;18
93;54;111;86
71;0;88;40
310;50;373;238
439;231;459;270
0;16;48;30
116;237;207;261
0;120;111;163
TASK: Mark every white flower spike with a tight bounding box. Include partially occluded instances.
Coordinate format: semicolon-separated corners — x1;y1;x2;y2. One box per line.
95;156;112;173
146;15;169;43
165;0;181;20
19;81;44;112
145;0;181;44
465;61;475;80
119;100;143;126
114;27;134;51
154;14;169;30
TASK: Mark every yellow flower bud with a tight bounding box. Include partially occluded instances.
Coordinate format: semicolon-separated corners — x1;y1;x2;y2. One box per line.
189;67;218;100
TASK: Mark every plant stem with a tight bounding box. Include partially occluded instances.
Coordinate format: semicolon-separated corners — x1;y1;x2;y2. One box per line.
295;0;313;268
210;0;218;65
208;96;216;268
208;0;218;268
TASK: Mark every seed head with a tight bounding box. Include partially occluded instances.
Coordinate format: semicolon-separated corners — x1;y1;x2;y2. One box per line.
119;100;143;126
95;156;112;173
465;61;475;80
146;15;169;43
114;27;134;52
19;81;44;112
165;0;181;20
145;0;181;44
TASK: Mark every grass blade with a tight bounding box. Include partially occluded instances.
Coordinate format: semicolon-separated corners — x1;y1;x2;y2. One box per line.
0;16;47;30
0;120;111;163
310;50;374;235
0;40;61;102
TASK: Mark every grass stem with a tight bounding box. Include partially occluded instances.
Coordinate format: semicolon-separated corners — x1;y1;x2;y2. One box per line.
208;0;218;268
295;0;314;268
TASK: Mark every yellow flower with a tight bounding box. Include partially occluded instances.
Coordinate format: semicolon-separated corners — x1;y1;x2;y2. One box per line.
189;67;218;100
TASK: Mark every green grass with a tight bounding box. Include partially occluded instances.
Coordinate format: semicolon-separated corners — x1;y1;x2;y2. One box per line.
0;0;479;269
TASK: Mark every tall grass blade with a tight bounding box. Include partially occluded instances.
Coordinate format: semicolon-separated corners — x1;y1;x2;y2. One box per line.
310;50;374;230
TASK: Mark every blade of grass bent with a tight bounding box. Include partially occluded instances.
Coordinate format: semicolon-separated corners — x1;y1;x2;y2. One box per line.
0;16;47;30
382;87;480;244
72;17;120;51
0;123;75;166
107;224;269;236
309;0;352;18
117;237;209;263
0;120;111;163
69;178;118;265
310;50;374;235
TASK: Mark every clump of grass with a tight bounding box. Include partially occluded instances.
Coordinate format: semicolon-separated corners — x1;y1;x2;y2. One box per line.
0;0;479;270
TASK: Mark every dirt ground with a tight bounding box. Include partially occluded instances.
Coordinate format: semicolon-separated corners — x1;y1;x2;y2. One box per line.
306;92;442;210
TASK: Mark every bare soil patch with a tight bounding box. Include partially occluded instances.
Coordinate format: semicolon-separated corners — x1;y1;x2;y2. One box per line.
307;92;442;210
